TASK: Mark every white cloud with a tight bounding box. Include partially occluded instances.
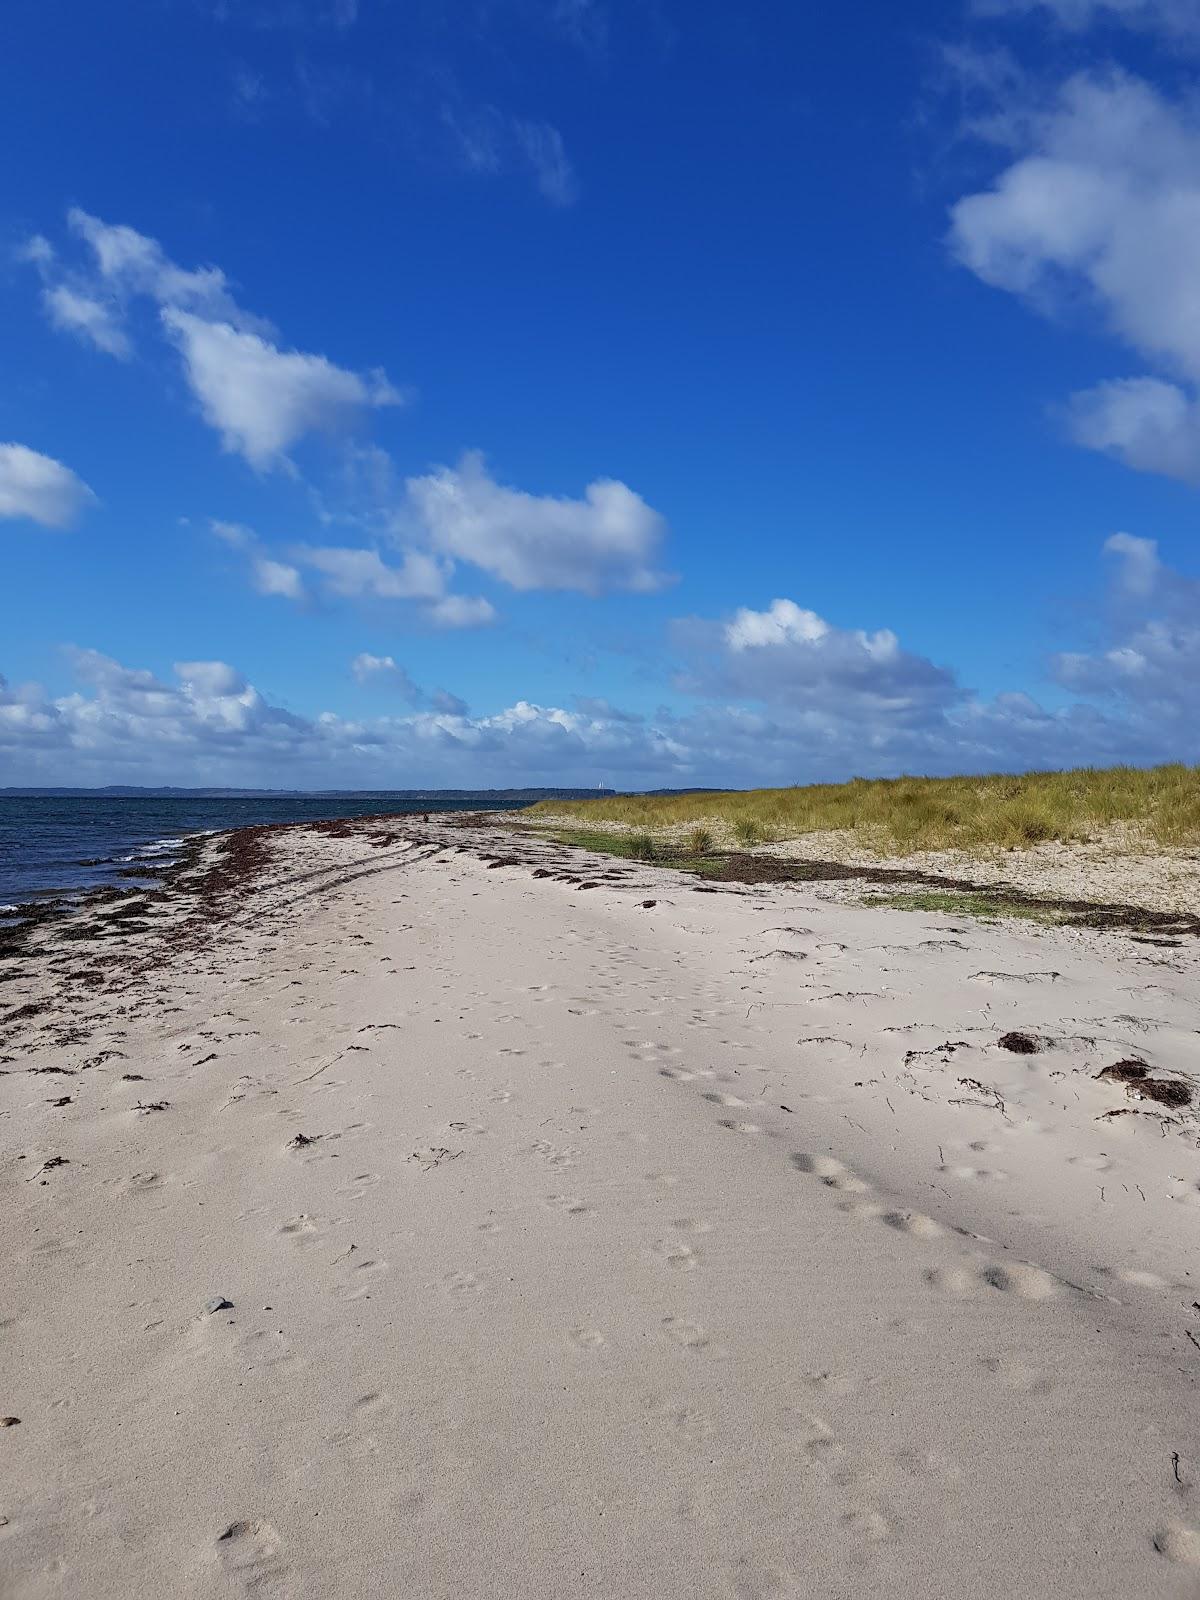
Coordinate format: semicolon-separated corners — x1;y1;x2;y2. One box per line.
351;652;422;701
426;594;498;628
26;211;400;469
253;556;307;601
973;0;1200;36
949;71;1200;481
351;653;469;713
681;598;959;718
514;121;578;206
726;599;834;651
1065;377;1200;483
162;310;399;469
67;208;248;325
0;444;96;530
42;285;132;359
441;107;578;206
1051;537;1200;723
405;451;670;594
293;544;447;601
3;539;1195;785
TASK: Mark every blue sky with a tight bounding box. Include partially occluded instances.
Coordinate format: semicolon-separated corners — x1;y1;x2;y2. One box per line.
2;0;1198;788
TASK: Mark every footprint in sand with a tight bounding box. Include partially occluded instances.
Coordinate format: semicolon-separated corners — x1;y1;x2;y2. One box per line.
335;1172;382;1200
654;1239;701;1270
940;1164;1010;1184
443;1269;484;1295
277;1214;326;1246
568;1327;606;1351
790;1153;870;1193
702;1092;749;1108
979;1354;1050;1391
717;1119;763;1135
334;1259;389;1301
214;1519;284;1576
1153;1525;1200;1566
925;1261;1059;1300
662;1315;711;1351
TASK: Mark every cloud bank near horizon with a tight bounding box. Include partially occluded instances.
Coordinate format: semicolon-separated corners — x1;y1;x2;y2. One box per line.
2;537;1192;788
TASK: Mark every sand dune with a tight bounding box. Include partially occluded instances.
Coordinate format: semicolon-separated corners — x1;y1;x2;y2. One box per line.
1;816;1198;1597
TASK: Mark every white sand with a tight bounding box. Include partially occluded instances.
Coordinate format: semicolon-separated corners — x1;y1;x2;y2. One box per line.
2;817;1199;1598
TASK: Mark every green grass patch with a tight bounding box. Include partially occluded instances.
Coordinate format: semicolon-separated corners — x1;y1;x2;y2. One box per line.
524;763;1200;857
863;890;1068;924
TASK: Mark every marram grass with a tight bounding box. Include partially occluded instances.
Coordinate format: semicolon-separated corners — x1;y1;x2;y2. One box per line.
524;764;1200;856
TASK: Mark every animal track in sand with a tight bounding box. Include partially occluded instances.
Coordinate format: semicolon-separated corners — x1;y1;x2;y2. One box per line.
939;1164;1010;1184
568;1326;606;1351
658;1066;714;1082
702;1091;749;1108
544;1193;592;1216
443;1270;483;1295
925;1261;1060;1300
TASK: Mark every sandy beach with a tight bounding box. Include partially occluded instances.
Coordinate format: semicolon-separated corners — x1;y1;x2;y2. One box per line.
2;814;1199;1598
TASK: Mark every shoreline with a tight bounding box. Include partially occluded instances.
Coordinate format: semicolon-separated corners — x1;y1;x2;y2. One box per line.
2;815;1199;1596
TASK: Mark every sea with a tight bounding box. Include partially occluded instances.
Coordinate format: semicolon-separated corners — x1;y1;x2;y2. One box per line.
0;789;601;912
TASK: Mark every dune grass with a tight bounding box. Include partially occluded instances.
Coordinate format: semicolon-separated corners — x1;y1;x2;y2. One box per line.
863;890;1068;925
524;764;1200;856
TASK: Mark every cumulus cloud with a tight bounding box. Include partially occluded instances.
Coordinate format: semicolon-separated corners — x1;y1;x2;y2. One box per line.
1050;535;1200;736
351;653;423;701
678;598;960;719
163;310;399;468
211;520;496;626
351;653;468;711
0;444;96;530
949;71;1200;482
252;557;307;601
405;451;670;594
292;544;448;601
25;211;400;469
3;538;1195;786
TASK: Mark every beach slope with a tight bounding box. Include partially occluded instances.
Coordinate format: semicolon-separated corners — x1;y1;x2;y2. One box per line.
2;816;1198;1598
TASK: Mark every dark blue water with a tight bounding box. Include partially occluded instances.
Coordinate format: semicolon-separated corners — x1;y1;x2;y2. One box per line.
0;790;598;909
